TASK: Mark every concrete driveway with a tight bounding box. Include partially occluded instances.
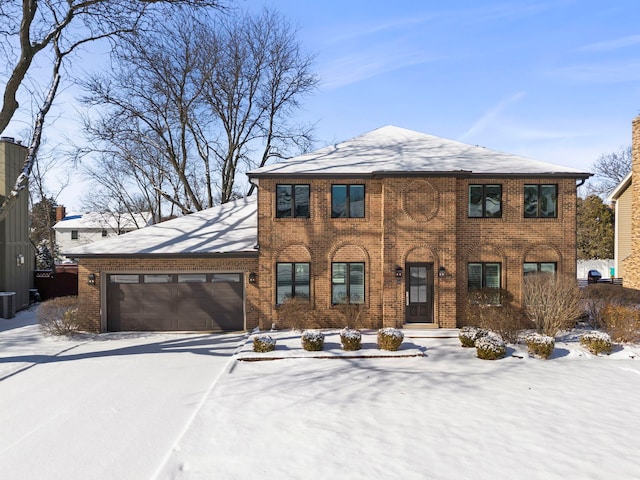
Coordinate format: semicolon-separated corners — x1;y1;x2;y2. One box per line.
0;308;244;480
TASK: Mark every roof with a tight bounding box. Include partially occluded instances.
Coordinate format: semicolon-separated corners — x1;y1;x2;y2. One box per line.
54;211;153;231
248;125;591;178
607;171;632;202
65;196;257;256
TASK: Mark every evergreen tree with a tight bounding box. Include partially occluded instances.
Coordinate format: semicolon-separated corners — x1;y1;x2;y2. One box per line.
577;195;614;259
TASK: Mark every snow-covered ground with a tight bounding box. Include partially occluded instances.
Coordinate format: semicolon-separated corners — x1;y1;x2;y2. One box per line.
2;308;640;480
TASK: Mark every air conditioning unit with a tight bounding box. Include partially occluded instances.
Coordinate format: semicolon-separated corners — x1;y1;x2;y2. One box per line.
0;292;16;319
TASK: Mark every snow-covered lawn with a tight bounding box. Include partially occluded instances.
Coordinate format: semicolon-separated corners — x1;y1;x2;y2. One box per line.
2;308;640;480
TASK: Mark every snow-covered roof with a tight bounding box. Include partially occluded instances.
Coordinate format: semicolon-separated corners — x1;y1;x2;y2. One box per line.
54;211;153;231
607;171;632;202
248;125;592;178
65;196;257;256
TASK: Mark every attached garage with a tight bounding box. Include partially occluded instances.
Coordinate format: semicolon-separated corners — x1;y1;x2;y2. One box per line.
66;197;260;333
107;273;245;331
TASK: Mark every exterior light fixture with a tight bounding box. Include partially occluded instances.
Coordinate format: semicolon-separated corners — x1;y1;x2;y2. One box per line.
16;254;24;266
249;272;257;284
87;273;96;285
438;266;446;278
395;267;403;278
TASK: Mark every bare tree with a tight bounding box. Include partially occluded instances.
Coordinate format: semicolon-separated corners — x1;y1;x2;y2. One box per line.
588;145;632;197
0;0;225;221
81;8;317;215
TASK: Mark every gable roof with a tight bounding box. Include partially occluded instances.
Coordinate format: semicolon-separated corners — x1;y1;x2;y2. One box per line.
607;171;632;202
54;211;153;231
248;125;591;178
65;196;257;256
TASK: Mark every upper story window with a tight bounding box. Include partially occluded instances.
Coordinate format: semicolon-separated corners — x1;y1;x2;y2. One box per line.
469;184;502;218
71;230;79;240
524;262;557;275
276;184;310;218
331;185;365;218
101;230;108;237
524;184;557;218
276;263;310;304
332;262;365;304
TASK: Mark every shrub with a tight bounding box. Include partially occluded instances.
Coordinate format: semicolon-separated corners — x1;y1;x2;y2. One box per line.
580;331;613;355
475;332;507;360
301;329;325;351
335;296;367;330
600;304;640;343
525;333;555;359
466;288;532;343
377;327;404;351
458;326;488;348
253;335;276;353
277;296;317;331
37;296;81;335
583;284;640;329
523;273;584;336
339;327;362;351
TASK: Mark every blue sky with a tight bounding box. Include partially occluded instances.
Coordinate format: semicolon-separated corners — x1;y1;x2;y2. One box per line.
253;0;640;172
5;0;640;208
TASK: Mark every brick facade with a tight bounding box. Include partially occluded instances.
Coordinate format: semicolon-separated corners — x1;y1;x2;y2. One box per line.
255;176;579;330
621;115;640;288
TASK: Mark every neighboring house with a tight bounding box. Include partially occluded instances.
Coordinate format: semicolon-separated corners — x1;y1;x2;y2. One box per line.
54;208;153;262
67;126;590;332
611;115;640;289
0;137;35;314
607;171;632;279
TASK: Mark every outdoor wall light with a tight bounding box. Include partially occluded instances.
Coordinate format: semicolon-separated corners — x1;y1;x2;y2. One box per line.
395;267;403;278
248;272;257;284
87;273;96;285
16;254;24;266
438;266;446;278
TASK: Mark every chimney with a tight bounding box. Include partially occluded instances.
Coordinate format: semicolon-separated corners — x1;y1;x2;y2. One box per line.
55;205;66;223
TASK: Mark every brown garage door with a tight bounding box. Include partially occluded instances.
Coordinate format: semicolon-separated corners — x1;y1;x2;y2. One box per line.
107;273;244;331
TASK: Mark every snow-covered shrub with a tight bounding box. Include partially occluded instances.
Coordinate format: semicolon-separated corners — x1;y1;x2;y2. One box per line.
475;332;507;360
580;331;613;355
601;304;640;344
525;333;555;359
37;296;81;335
458;326;488;348
339;327;362;351
301;329;325;351
253;335;276;353
377;327;404;351
466;288;532;344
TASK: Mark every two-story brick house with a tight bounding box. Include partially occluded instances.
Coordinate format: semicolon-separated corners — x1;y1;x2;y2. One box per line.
68;126;590;332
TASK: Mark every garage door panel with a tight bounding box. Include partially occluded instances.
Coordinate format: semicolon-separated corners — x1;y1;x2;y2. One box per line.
107;273;244;332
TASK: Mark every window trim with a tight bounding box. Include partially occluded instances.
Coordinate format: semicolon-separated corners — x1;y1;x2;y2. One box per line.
276;262;310;304
71;230;78;240
275;184;310;219
331;184;365;218
331;262;365;304
468;184;502;218
524;184;558;218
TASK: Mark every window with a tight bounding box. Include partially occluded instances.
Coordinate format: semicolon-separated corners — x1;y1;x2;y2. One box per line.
276;184;310;218
144;274;172;283
178;273;207;283
524;262;557;275
468;263;501;304
101;230;108;237
71;230;78;240
276;263;310;304
524;184;557;218
332;262;365;304
331;185;365;218
468;263;501;289
469;185;502;218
